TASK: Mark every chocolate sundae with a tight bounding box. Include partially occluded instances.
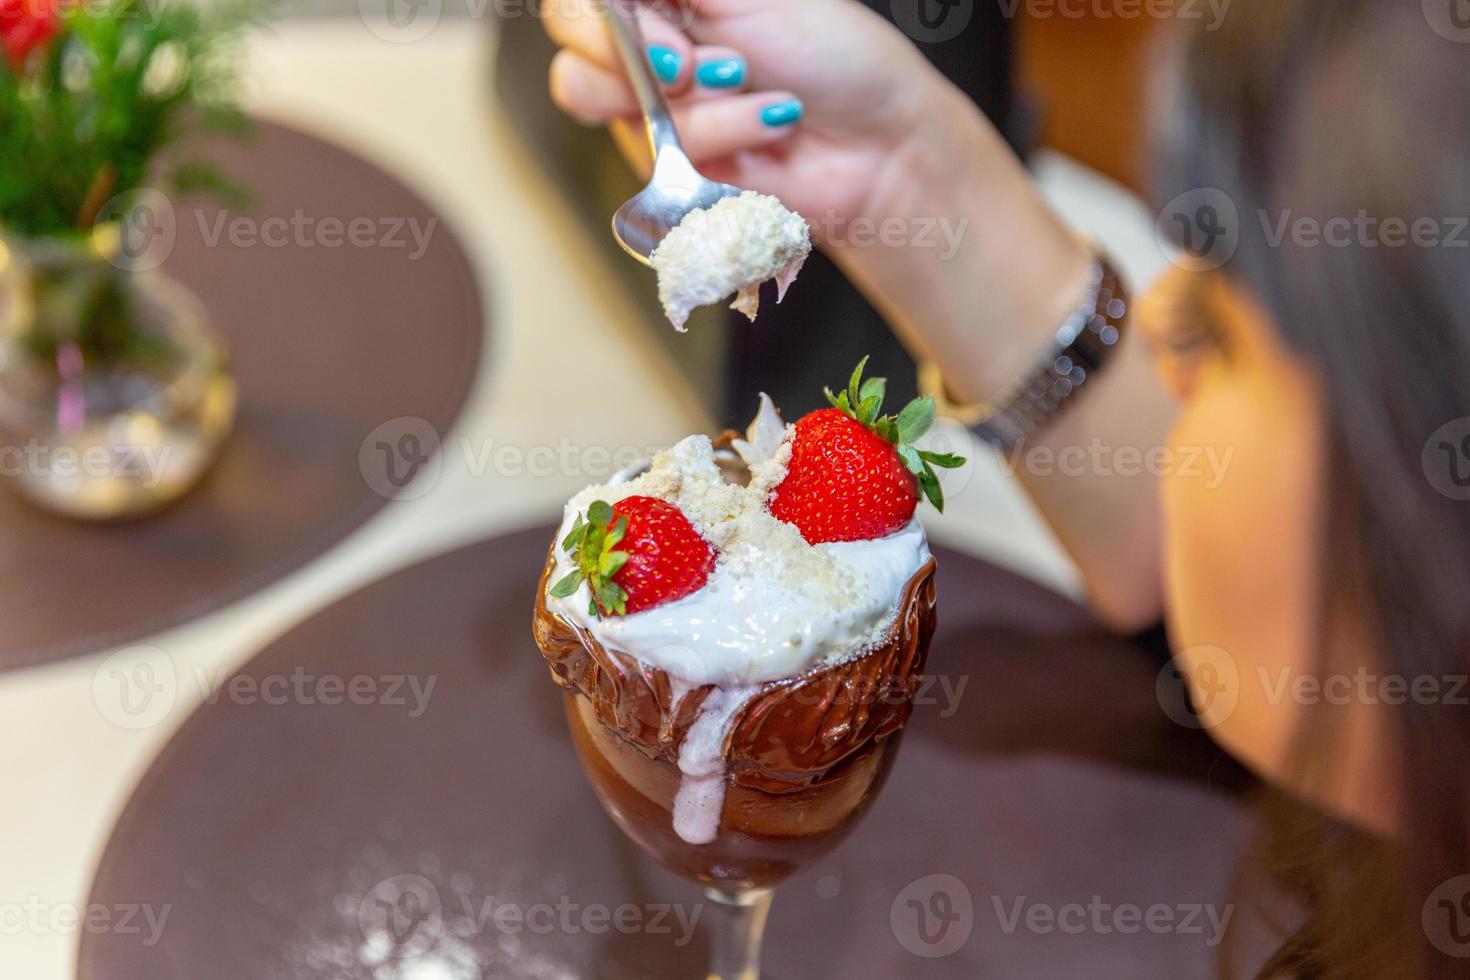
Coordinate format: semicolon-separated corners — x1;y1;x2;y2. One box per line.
532;360;963;889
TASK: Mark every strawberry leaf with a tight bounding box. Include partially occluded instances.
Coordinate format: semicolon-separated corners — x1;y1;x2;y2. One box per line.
859;376;886;411
549;570;584;598
857;394;881;427
919;450;966;469
918;464;945;512
896;443;924;475
874;417;900;444
896;395;936;444
552;500;634;618
846;355;870;411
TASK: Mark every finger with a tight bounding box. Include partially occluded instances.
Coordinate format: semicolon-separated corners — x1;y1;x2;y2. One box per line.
674;93;805;164
550;46;749;123
689;47;747;94
543;0;696;91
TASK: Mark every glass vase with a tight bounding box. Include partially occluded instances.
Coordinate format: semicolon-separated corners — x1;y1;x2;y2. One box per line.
0;227;237;520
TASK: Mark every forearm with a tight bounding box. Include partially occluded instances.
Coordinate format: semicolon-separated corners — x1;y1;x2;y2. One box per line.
826;76;1175;630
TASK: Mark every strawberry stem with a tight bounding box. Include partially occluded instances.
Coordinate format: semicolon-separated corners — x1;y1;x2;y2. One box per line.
549;500;631;617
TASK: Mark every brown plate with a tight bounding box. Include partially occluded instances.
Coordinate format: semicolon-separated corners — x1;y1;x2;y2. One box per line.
0;121;484;671
80;527;1255;979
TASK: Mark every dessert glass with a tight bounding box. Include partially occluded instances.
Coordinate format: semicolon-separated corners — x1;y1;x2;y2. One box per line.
533;452;940;979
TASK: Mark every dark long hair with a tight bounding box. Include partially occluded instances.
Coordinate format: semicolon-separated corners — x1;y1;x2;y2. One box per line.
1157;1;1470;976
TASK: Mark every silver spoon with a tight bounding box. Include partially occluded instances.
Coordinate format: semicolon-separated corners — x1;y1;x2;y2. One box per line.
604;0;742;265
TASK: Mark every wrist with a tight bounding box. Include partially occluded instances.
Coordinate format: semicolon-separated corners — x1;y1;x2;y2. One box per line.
829;79;1096;403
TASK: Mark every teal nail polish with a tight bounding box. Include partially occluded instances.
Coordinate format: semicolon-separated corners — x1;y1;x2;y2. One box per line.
696;57;745;88
760;98;803;127
647;45;681;84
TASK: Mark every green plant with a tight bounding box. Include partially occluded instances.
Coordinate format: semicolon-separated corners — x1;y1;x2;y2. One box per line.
0;0;270;238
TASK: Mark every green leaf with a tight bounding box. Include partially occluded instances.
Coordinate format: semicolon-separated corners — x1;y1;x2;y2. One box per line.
896;396;937;445
896;443;924;476
846;356;869;410
857;395;881;427
859;376;886;413
919;451;966;469
824;387;844;411
549;570;584;598
587;500;613;526
560;514;586;553
605;515;629;549
599;550;629;578
874;417;900;444
919;464;945;512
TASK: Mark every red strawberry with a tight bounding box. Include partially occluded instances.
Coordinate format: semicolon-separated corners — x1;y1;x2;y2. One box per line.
549;495;715;617
769;357;966;544
1;0;61;69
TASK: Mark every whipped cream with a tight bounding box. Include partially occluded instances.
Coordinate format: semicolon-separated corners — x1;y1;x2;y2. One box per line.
547;397;931;844
648;191;811;332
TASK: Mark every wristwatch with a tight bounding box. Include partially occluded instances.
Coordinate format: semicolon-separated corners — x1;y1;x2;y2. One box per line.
918;248;1129;451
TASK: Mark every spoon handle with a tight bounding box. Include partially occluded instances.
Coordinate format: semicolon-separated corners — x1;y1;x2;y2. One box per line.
604;0;684;158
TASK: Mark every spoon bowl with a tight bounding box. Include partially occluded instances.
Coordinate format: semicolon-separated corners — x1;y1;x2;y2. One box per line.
603;0;742;264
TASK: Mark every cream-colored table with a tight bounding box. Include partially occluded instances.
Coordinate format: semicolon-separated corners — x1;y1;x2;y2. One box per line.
0;20;1166;979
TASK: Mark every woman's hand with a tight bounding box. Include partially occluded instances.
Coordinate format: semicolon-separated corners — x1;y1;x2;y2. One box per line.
543;0;953;225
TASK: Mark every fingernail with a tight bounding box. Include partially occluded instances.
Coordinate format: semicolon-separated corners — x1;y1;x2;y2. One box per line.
647;45;681;84
760;98;803;127
696;56;745;88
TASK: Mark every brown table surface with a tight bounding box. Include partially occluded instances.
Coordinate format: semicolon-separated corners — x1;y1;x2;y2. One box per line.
80;526;1254;979
0;121;484;671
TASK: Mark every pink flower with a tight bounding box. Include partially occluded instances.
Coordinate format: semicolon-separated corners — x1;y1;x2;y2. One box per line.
1;0;62;70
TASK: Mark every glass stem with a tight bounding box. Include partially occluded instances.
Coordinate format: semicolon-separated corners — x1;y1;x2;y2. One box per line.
703;886;775;980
